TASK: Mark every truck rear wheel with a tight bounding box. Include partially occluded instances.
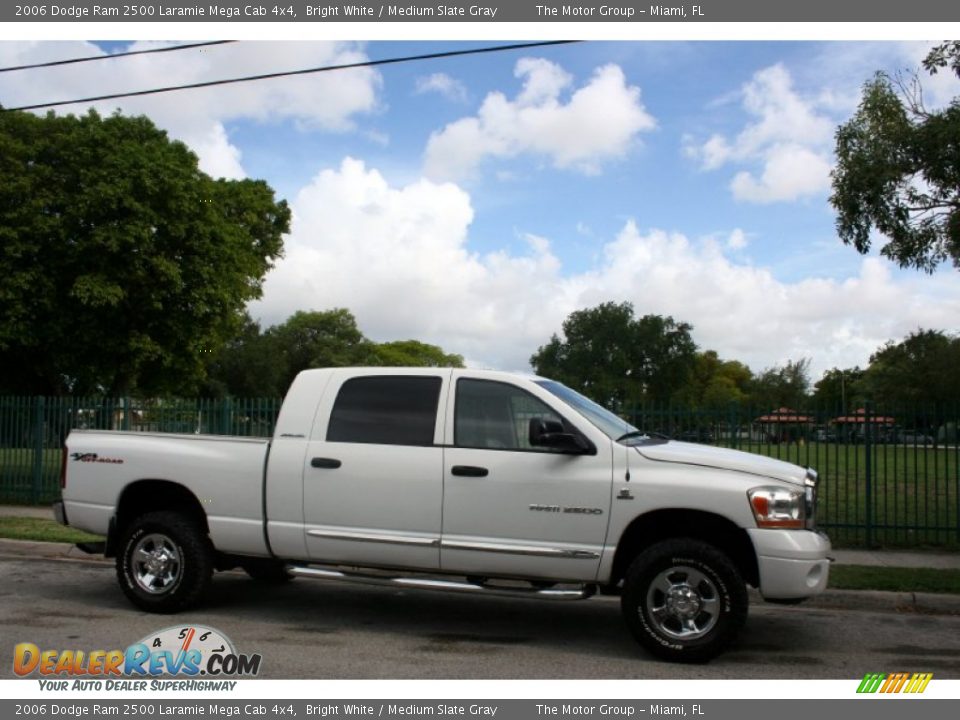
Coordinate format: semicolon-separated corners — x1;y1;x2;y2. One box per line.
621;538;747;663
116;511;213;613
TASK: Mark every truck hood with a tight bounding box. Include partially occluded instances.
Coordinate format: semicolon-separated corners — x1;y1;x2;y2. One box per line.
635;441;809;486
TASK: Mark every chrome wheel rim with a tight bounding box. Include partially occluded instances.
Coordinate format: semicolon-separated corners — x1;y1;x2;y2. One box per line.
132;533;182;594
645;565;720;640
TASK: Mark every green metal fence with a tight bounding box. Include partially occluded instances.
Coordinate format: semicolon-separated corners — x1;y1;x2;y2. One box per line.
0;397;282;505
629;404;960;548
1;396;957;548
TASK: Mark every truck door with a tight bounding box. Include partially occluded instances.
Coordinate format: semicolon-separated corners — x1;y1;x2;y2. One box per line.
440;376;612;582
302;370;449;570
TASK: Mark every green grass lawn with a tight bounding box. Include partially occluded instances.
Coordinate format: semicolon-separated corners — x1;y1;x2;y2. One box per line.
829;565;960;595
0;516;102;544
0;447;64;504
722;441;960;548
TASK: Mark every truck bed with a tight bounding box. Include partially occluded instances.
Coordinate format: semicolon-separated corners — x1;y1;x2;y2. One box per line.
62;430;272;557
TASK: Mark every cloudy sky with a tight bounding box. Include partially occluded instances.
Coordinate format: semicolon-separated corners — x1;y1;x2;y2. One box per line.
2;39;959;379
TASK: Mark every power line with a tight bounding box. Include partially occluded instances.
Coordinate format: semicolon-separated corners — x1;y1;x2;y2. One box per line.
0;41;237;74
2;41;581;113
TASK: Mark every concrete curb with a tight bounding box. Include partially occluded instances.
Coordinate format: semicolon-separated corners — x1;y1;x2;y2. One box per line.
743;586;960;616
0;537;109;563
3;537;959;616
804;588;960;615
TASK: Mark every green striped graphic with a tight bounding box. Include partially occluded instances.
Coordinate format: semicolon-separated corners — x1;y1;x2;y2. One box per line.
857;673;886;693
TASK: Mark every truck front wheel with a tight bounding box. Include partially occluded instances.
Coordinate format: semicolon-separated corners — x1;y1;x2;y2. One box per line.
621;538;747;663
116;511;213;613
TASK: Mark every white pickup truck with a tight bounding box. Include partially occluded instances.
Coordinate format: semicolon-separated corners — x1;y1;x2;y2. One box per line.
56;367;831;663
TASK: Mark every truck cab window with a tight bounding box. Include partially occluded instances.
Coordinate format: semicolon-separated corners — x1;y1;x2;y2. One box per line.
455;379;564;451
327;376;442;446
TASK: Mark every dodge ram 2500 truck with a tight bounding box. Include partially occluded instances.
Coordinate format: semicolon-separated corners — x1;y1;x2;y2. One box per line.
56;367;831;662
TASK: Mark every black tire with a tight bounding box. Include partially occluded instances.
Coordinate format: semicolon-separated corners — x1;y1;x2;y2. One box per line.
116;511;213;613
621;538;747;663
241;558;294;584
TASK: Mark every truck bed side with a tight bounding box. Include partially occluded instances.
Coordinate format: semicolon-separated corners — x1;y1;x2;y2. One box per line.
62;430;271;556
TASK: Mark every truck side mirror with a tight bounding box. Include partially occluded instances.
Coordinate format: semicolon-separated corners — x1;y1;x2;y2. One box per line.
528;418;594;454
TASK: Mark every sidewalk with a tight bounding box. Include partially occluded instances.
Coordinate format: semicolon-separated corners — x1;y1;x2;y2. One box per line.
0;504;54;519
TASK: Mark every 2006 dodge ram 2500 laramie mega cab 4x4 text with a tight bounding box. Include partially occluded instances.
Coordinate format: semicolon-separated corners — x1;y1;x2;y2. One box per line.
56;368;830;662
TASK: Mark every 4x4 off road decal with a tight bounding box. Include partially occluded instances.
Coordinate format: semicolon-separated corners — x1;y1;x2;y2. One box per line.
70;452;124;464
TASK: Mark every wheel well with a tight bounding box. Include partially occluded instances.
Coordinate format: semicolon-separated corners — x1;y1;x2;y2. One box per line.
610;509;759;588
108;480;209;557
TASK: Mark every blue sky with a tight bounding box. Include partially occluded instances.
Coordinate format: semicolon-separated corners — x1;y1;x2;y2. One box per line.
2;39;959;379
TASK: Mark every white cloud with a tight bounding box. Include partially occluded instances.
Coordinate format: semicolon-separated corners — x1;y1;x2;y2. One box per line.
424;58;656;180
0;41;381;178
687;64;835;204
183;123;246;180
414;72;468;102
252;158;960;379
727;228;749;250
730;143;833;204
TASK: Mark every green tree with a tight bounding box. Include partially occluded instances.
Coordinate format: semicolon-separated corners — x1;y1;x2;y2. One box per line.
750;358;812;411
0;109;289;395
811;367;867;412
530;302;697;411
205;309;466;397
200;314;281;398
923;41;960;79
368;340;464;368
830;42;960;271
673;351;754;408
862;329;960;408
265;309;375;395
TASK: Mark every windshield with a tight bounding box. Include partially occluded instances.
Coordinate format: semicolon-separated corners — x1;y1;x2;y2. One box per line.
536;379;644;442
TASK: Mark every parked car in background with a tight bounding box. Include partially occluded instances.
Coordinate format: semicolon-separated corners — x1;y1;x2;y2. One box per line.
813;428;837;443
897;430;934;446
675;428;714;443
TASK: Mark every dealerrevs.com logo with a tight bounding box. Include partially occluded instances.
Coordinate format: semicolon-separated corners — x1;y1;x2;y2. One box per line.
13;625;261;690
857;672;934;694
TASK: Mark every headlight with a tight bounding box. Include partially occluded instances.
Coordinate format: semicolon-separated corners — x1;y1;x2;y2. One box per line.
748;486;805;529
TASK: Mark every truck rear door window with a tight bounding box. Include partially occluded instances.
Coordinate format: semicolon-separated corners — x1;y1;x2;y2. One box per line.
326;376;442;446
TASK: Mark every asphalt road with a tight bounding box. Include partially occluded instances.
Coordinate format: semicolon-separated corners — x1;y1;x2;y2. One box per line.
3;556;959;680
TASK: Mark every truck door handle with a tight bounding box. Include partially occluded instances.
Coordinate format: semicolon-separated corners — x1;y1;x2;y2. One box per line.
311;457;342;469
451;465;488;477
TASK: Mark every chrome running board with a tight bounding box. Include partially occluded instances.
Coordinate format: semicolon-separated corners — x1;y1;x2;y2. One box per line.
287;565;595;601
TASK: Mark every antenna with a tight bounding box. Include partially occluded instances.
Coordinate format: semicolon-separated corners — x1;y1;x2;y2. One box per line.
623;409;631;483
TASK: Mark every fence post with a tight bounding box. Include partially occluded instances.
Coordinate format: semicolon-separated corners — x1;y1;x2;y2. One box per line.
221;397;232;436
32;396;45;505
122;397;131;431
864;402;874;547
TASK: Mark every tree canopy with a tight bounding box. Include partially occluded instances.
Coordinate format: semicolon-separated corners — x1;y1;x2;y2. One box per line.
0;109;290;396
749;358;812;411
830;42;960;271
861;329;960;408
530;302;697;410
673;351;753;408
811;366;867;411
203;309;465;397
